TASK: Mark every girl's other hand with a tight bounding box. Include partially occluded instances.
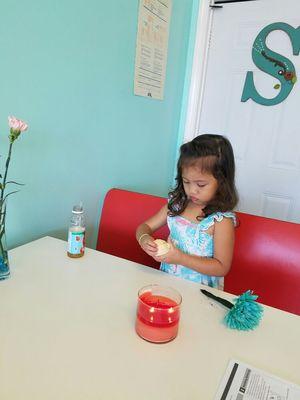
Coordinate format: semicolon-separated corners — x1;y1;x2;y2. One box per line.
139;234;158;257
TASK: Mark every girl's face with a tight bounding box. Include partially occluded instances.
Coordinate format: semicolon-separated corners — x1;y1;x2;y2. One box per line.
182;165;218;207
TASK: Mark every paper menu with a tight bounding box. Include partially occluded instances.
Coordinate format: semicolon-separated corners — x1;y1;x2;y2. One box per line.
134;0;172;100
214;359;300;400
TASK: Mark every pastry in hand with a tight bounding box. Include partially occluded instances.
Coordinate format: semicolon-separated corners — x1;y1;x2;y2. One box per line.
154;239;170;256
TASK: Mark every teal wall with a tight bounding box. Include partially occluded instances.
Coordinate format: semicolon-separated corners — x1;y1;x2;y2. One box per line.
0;0;195;249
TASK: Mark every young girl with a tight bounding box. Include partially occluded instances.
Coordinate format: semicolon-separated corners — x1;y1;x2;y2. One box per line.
136;134;238;290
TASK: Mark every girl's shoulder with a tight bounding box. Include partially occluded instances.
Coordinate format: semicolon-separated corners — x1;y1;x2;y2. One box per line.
200;211;237;230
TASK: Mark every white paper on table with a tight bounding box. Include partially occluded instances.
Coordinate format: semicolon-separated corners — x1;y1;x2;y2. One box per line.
134;0;172;100
214;359;300;400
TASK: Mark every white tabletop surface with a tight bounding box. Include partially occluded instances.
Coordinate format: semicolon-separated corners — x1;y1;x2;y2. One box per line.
1;236;300;399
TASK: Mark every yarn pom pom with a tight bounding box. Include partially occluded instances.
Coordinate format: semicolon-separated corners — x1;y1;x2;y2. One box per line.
224;290;263;331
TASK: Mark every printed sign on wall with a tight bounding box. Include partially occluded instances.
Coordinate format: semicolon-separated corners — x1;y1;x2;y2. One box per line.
241;22;300;106
134;0;172;100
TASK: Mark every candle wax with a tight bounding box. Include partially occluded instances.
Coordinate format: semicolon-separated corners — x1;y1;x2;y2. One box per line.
136;292;180;343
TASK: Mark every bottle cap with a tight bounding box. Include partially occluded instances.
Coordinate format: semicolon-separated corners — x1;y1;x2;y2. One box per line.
72;204;83;214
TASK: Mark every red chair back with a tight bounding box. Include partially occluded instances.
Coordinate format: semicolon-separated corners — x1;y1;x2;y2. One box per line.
97;189;300;315
225;212;300;315
96;188;168;269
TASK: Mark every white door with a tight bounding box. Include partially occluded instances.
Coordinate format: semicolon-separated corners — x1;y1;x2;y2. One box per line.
194;0;300;222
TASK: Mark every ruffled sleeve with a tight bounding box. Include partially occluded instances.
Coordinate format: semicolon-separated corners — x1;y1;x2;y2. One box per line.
199;212;237;231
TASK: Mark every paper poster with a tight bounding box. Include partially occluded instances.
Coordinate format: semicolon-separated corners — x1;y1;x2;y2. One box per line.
134;0;172;100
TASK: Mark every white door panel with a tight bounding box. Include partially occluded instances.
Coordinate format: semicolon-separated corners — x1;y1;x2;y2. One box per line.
198;0;300;222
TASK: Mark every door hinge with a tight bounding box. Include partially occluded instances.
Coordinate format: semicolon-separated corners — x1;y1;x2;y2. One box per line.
213;0;257;4
210;0;223;8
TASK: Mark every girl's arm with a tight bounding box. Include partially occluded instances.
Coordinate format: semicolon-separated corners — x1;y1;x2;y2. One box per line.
136;205;168;258
155;216;235;277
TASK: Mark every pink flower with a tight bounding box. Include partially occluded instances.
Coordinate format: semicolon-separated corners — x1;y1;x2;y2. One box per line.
8;116;28;133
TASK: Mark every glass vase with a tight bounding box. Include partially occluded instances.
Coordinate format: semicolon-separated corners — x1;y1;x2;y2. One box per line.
0;231;10;280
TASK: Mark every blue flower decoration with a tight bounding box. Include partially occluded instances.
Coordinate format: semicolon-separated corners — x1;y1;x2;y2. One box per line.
224;290;264;331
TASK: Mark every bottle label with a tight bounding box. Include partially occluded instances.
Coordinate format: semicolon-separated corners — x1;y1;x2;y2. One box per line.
68;230;85;255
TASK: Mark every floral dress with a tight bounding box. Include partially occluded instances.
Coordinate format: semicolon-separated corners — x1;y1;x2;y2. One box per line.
160;212;236;289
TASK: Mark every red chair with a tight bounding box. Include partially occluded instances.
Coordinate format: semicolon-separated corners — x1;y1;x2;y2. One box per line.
224;212;300;315
97;188;300;315
96;188;168;269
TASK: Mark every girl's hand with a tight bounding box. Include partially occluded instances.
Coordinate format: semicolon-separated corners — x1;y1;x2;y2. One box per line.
139;234;158;257
154;237;183;264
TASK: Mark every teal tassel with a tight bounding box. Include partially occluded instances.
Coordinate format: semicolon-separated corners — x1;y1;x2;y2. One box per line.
201;289;264;331
224;290;263;331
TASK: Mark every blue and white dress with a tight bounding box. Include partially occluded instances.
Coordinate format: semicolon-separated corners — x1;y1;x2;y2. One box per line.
160;212;236;290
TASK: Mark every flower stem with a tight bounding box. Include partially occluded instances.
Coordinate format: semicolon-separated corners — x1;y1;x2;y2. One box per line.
1;142;13;202
0;142;13;235
0;229;6;261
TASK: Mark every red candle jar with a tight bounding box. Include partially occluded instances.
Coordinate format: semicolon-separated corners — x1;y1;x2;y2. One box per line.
135;285;182;343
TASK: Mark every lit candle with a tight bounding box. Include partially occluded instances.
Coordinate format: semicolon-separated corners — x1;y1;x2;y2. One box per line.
135;285;182;343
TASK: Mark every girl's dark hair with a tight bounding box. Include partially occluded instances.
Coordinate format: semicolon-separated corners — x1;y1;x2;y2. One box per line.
168;134;238;217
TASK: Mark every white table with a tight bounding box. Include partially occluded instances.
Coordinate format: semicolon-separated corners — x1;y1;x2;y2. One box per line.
1;237;300;399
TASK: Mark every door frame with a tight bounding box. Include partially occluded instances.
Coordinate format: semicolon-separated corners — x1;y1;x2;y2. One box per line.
183;0;214;142
183;0;258;142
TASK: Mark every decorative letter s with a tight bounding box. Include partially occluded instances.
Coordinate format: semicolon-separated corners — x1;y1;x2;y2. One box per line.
241;22;300;106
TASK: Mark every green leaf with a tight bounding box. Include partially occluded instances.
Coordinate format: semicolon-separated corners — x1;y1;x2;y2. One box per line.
3;190;19;202
5;180;25;187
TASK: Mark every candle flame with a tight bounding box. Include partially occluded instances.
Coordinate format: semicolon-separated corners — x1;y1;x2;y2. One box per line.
149;307;155;313
168;307;174;314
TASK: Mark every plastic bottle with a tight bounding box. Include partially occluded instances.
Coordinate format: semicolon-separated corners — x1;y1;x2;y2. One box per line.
67;203;85;258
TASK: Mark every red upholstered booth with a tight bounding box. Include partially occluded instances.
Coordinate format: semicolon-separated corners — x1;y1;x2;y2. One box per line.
97;188;300;315
96;188;167;269
225;212;300;316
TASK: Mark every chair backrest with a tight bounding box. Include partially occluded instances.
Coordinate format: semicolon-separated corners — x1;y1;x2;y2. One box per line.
97;188;300;315
96;188;168;269
224;212;300;315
